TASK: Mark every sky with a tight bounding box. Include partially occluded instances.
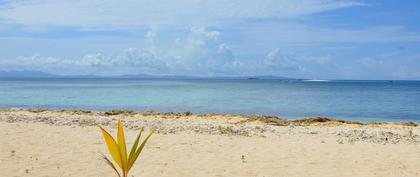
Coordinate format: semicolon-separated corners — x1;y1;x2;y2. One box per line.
0;0;420;80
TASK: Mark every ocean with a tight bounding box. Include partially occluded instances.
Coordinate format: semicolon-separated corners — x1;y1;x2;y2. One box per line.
1;78;419;122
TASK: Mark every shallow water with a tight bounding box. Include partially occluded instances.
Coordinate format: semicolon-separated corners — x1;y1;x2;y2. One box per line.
1;78;420;122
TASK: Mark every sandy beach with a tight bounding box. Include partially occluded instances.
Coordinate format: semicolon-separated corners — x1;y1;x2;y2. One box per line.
1;108;420;177
2;0;420;177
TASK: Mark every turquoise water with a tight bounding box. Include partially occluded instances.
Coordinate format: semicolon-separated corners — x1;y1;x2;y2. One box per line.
1;78;420;122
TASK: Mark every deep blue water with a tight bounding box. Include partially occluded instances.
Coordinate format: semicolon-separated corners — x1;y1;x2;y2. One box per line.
1;78;420;122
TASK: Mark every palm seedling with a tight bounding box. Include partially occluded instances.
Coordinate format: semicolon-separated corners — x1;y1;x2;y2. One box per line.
98;119;155;177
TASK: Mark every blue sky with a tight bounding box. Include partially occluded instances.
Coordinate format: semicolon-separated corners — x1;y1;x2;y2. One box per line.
0;0;420;79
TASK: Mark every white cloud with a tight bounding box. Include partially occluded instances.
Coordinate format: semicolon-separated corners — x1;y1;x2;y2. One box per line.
80;54;103;67
166;27;240;74
0;26;242;75
263;48;304;71
0;51;166;75
114;48;167;69
0;0;364;28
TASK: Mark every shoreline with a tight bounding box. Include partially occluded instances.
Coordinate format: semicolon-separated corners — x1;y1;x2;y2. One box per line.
1;107;418;127
1;107;419;144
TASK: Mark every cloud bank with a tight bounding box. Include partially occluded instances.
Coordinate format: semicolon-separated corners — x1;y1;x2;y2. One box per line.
0;26;339;76
2;26;419;80
0;27;243;75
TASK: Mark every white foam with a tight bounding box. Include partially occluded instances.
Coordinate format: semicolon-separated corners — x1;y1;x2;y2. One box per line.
303;79;330;82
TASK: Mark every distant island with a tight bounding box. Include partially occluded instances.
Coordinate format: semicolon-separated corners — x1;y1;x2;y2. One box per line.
0;70;294;80
0;70;57;78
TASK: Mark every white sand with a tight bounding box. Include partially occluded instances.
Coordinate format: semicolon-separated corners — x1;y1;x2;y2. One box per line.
1;109;420;177
1;123;419;176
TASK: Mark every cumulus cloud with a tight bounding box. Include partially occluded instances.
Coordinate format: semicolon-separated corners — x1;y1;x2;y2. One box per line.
5;26;339;76
0;26;242;75
150;26;240;74
263;48;304;71
0;0;364;28
0;51;165;75
113;48;165;68
1;31;340;76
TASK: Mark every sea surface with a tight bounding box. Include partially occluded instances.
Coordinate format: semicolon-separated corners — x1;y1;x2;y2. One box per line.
1;78;420;122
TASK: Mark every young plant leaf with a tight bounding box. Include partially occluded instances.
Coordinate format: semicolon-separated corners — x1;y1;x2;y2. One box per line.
117;119;128;172
128;128;156;170
128;128;143;167
102;154;122;177
99;121;155;177
98;125;123;169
